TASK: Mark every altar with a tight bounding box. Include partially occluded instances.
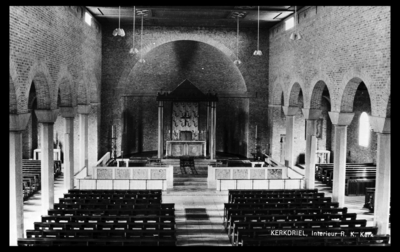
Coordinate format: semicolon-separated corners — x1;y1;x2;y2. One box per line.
166;140;206;157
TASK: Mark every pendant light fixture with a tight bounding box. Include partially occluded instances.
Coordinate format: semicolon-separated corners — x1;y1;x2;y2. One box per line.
253;6;262;56
129;6;139;54
113;6;125;37
137;10;148;63
289;6;301;40
232;12;245;65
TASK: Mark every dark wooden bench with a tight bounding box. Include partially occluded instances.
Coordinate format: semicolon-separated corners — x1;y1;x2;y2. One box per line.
59;198;162;205
235;226;378;246
53;203;175;210
224;207;348;226
232;197;332;204
41;215;176;224
226;213;357;233
62;193;162;200
239;234;390;246
26;229;177;239
229;192;326;203
18;237;176;246
229;220;367;240
34;222;176;231
67;189;162;195
47;208;175;217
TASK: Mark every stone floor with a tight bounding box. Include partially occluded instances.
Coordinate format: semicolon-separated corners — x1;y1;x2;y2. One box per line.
21;166;389;246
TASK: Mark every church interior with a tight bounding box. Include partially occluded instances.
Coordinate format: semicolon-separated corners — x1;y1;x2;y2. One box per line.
10;6;390;246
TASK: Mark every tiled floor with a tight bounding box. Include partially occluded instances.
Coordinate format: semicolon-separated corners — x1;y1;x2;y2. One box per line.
21;167;389;246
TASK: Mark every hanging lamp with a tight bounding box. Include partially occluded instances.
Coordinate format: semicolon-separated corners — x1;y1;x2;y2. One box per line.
129;6;139;54
138;10;146;63
113;6;125;37
253;6;262;56
233;14;242;65
289;6;301;40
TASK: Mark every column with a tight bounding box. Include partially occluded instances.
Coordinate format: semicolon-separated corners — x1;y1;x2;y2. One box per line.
213;101;217;159
302;108;322;189
9;113;31;246
370;116;390;235
328;112;354;207
60;107;76;190
282;106;299;168
35;109;58;213
158;101;164;159
210;102;215;160
207;102;210;156
77;105;91;176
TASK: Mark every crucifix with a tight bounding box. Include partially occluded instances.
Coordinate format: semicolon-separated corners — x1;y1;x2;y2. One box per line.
180;110;192;127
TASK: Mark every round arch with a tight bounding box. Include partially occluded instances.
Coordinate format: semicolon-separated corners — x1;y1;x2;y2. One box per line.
306;72;335;109
55;65;75;107
117;35;242;90
25;60;53;110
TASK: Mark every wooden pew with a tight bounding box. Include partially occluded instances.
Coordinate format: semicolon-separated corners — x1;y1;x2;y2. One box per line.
239;234;390;246
235;226;378;246
41;215;176;224
18;237;177;246
47;208;175;217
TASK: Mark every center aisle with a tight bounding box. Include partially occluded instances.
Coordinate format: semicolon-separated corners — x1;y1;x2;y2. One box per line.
162;173;231;246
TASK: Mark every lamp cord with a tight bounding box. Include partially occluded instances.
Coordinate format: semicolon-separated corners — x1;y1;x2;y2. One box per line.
140;14;143;60
133;6;135;48
257;6;260;51
236;16;239;61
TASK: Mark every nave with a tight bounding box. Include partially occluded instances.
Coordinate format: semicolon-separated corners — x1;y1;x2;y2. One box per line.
20;167;389;246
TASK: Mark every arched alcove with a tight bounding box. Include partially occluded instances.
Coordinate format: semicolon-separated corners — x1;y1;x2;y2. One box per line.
121;40;248;157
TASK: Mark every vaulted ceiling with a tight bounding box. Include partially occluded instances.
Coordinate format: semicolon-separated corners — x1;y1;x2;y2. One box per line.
86;6;304;29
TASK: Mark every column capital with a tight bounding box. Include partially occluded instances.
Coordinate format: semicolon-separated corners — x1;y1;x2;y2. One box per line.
302;108;322;120
328;111;354;126
77;104;91;115
282;106;299;116
9;113;31;132
60;106;76;118
35;109;58;123
370;116;390;134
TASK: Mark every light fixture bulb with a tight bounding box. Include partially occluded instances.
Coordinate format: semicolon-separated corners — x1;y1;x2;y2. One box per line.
253;50;262;56
118;28;125;37
290;33;295;40
139;58;145;63
296;32;302;40
234;59;242;65
113;28;118;36
129;47;139;54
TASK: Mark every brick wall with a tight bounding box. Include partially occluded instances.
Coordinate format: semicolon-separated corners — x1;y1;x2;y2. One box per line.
268;6;390;163
101;24;269;158
10;6;102;173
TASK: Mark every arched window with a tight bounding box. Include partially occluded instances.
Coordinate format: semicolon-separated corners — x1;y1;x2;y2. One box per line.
359;112;370;147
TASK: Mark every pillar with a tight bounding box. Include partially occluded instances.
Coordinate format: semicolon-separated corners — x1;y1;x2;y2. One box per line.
210;102;215;160
213;101;217;159
158;101;164;159
35;109;58;213
60;107;76;190
370;116;390;235
207;102;210;155
9;113;31;246
302;109;322;189
328;112;354;207
77;105;91;176
282;106;299;168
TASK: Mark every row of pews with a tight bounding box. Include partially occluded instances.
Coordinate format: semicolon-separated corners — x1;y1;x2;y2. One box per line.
315;163;376;195
223;189;390;246
18;189;177;246
22;160;62;200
